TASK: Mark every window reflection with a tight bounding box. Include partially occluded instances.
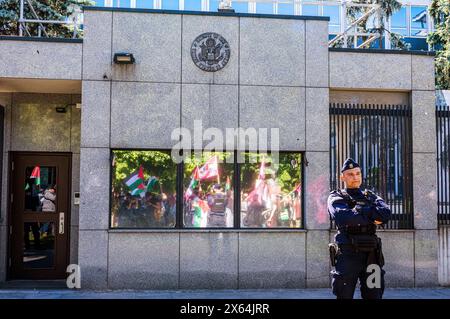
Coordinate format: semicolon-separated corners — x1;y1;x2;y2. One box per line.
411;6;428;36
136;0;153;9
302;4;319;16
256;2;274;14
185;0;202;11
111;150;177;228
162;0;179;10
183;152;234;228
391;7;408;36
240;153;302;228
277;3;294;15
114;0;131;7
209;0;221;12
24;166;57;212
232;1;248;13
23;222;55;269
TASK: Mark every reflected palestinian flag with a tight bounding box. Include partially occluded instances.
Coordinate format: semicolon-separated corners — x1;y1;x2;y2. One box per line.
197;156;219;180
124;165;146;197
185;166;200;200
192;199;209;228
30;166;40;185
146;176;159;194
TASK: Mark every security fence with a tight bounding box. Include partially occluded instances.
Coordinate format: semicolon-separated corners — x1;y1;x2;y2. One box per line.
437;103;450;226
330;103;414;229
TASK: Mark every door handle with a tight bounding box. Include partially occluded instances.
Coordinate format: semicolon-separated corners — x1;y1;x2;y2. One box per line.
59;212;65;235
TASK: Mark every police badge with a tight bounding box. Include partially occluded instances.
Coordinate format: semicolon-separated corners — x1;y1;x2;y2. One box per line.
191;32;230;72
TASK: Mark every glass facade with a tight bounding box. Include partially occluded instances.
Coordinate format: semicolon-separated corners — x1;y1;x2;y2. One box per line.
94;1;432;50
184;0;202;11
391;7;408;36
411;5;428;36
256;2;274;14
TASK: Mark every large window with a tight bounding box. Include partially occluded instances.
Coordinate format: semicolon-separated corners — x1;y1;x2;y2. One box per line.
111;150;177;228
183;152;234;228
410;5;428;36
240;152;303;228
162;0;179;10
391;7;408;36
256;2;274;14
185;0;202;11
323;5;340;34
136;0;154;9
231;1;248;13
114;0;131;7
111;150;304;229
277;2;294;15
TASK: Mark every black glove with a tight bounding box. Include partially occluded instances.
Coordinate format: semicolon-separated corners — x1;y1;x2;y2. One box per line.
354;202;376;219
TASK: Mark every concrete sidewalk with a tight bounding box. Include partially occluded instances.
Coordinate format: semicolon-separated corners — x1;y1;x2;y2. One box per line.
0;288;449;299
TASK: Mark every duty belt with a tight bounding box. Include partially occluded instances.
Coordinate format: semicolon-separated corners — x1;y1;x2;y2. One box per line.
338;224;376;235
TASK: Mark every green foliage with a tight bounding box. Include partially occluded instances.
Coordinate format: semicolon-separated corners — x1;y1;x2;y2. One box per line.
0;0;93;38
240;152;302;194
112;150;177;194
427;0;450;89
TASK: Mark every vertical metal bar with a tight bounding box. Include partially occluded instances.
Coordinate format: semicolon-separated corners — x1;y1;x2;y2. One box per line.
330;103;332;190
390;104;395;218
399;104;404;227
386;104;396;230
386;104;392;226
408;103;414;228
445;104;449;219
337;103;342;189
359;105;363;187
360;105;363;187
368;104;372;191
376;104;381;198
176;160;184;229
344;104;348;167
339;103;343;189
396;104;400;219
19;0;25;36
435;105;442;223
447;104;450;222
403;104;407;228
330;103;335;190
366;104;369;189
442;104;446;220
391;104;396;220
350;103;354;161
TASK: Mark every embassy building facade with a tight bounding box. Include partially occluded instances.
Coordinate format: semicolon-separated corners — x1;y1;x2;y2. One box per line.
0;3;449;290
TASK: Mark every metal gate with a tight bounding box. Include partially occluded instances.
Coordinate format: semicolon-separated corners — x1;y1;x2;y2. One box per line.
330;103;413;229
437;103;450;225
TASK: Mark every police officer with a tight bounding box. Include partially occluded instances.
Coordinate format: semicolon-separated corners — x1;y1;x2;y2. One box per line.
328;158;391;299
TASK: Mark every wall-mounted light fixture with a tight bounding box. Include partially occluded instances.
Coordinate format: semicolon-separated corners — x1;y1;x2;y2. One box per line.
113;52;135;64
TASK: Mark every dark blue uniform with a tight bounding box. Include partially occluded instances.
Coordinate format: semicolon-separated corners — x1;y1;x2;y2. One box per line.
328;187;391;299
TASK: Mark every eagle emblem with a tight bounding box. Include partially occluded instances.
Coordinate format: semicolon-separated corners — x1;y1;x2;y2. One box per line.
191;32;230;72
